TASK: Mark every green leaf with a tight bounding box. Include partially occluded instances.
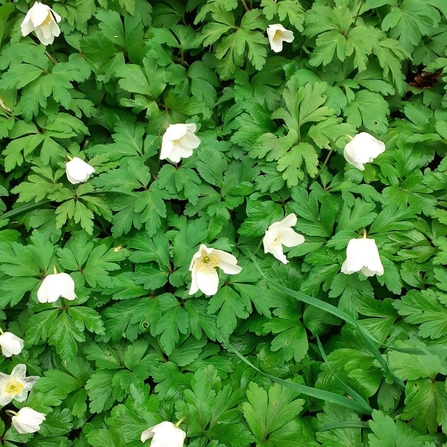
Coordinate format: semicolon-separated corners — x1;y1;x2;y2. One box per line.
154;294;189;355
85;369;122;413
368;409;433;447
336;199;378;232
382;0;440;52
32;370;80;407
0;64;44;90
277;142;319;186
238;200;284;237
82;244;124;288
48;311;85;361
208;286;249;339
344;90;390;133
394;290;447;339
402;379;447;434
329;274;374;317
105;296;159;342
116;55;166;99
265;319;309;363
387;341;446;381
178;365;221;436
242;382;304;442
316;403;363;446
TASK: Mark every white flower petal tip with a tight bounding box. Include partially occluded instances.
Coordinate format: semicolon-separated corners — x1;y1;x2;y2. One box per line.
343;132;385;170
267;24;294;53
160;123;201;163
341;237;384;277
0;332;24;357
12;407;46;434
189;244;242;296
37;272;77;303
0;364;39;406
65;157;95;184
141;421;186;446
263;213;305;264
20;2;61;46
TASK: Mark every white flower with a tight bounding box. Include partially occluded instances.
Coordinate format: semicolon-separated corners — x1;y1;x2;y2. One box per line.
341;237;384;277
263;214;305;264
189;244;242;296
11;407;46;434
160;123;200;163
0;364;39;406
0;331;24;357
37;272;76;303
141;421;186;446
20;2;62;46
343;132;385;170
267;24;294;53
65;157;95;184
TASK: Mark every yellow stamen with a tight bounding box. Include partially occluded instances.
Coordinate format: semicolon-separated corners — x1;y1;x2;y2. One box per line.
41;11;53;26
197;253;220;273
5;380;24;396
274;30;283;40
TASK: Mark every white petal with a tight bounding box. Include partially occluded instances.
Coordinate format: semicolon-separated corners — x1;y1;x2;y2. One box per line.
279;228;305;247
66;157;95;184
195;269;219;296
219;260;242;275
341;238;384;277
0;332;24;357
141;427;155;442
180;131;201;149
20;11;34;36
34;28;55;45
164;124;188;140
12;407;46;434
141;421;186;446
344;132;385;170
271;244;289;264
160;138;175;161
30;3;51;27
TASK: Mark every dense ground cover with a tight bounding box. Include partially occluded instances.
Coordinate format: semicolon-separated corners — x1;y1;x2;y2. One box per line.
1;0;447;445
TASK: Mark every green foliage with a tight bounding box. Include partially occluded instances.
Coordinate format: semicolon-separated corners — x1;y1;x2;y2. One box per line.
0;0;446;445
242;382;304;445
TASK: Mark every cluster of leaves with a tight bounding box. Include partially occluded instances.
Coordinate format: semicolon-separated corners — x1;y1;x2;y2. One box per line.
0;0;447;445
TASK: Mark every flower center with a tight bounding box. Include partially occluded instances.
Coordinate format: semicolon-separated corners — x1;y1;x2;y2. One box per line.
42;11;53;26
273;30;283;40
5;379;24;396
271;236;281;246
197;254;220;273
